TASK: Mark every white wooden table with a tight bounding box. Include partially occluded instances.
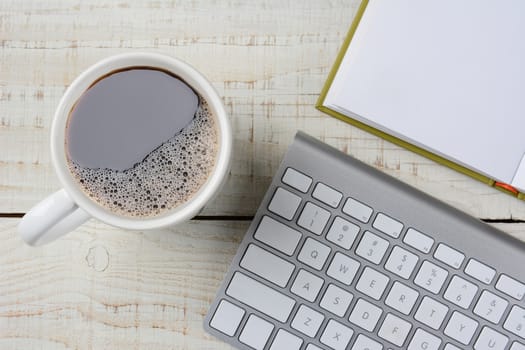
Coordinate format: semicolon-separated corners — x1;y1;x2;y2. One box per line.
1;1;524;349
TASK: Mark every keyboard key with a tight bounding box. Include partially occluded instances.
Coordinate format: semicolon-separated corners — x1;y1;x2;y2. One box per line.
291;269;324;302
474;327;508;350
254;216;302;256
313;182;342;208
282;167;312;193
373;213;403;238
320;284;354;317
444;344;462;350
240;244;295;287
291;304;325;338
414;296;449;330
270;329;303;350
226;272;295;323
496;274;525;300
356;266;389;300
444;275;478;309
444;311;479;345
503;305;525;339
385;246;419;279
408;329;441;350
343;197;373;223
268;187;302;220
326;216;359;249
403;228;434;254
209;300;245;336
465;259;496;285
414;261;448;294
239;314;274;350
510;342;525;350
298;237;331;270
306;345;323;350
473;290;509;324
326;252;360;285
434;243;465;269
352;334;383;350
385;281;419;315
320;320;354;350
349;298;383;332
297;202;331;235
355;231;389;264
378;313;412;347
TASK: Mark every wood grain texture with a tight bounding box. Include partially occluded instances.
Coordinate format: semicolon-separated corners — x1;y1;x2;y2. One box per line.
1;0;525;219
0;218;246;349
1;217;525;349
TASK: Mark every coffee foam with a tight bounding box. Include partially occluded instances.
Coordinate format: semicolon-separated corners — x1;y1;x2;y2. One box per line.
67;99;218;218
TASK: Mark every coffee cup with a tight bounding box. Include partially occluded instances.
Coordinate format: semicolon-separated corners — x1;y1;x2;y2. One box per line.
19;52;232;246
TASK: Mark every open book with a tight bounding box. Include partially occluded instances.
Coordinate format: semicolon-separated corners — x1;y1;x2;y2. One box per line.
317;0;525;200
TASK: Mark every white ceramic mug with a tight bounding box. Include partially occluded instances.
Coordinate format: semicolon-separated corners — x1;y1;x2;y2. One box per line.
18;53;232;246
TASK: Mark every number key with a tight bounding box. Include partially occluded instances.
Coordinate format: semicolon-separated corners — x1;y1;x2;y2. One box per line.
444;276;478;309
355;231;389;264
474;290;509;324
326;216;359;249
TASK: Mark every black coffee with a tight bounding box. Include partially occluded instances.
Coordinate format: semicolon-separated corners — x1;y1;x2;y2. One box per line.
65;68;218;218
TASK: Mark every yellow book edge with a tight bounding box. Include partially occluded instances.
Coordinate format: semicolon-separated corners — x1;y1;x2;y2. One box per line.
316;0;524;200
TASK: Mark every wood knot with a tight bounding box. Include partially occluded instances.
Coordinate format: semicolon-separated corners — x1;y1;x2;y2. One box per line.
85;245;110;272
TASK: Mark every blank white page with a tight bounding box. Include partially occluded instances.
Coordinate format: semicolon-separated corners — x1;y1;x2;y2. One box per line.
324;0;525;186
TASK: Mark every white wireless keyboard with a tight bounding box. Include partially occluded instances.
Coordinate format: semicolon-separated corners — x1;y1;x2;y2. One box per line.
204;132;525;350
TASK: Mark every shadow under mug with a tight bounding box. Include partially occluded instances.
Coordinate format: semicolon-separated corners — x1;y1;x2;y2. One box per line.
18;52;232;246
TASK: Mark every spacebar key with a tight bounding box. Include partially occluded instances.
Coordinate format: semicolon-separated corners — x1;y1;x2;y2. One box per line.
226;272;295;322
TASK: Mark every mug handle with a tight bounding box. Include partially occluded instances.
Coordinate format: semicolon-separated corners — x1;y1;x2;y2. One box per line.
18;189;91;246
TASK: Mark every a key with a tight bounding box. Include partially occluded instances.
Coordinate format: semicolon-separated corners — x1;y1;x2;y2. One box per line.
326;252;360;285
351;334;383;350
240;244;295;287
465;259;496;285
268;187;302;220
209;300;245;336
403;228;434;254
226;272;295;322
239;314;274;350
444;275;478;309
444;311;479;345
270;329;303;350
282;167;312;193
298;237;331;270
254;216;302;256
320;320;354;350
378;313;412;347
343;197;373;223
312;182;342;208
320;284;354;317
474;326;508;350
290;269;324;302
291;304;325;338
373;213;403;238
503;305;525;339
434;243;465;269
408;329;441;350
510;342;525;350
349;298;383;332
385;245;419;279
385;281;419;315
473;290;509;324
414;261;448;294
355;266;389;300
355;231;389;264
496;275;525;300
414;296;449;330
297;202;331;235
326;216;359;250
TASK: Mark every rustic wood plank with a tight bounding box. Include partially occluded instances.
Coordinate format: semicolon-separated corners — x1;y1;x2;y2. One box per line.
0;218;247;349
1;0;525;220
1;218;524;349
